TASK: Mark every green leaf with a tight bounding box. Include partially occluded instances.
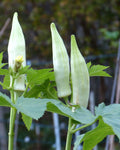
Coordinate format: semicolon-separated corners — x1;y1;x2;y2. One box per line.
73;134;85;150
37;79;57;99
82;119;113;150
100;29;119;40
0;92;12;107
87;62;111;77
26;68;55;86
0;52;7;68
0;63;7;69
25;79;57;99
24;85;42;98
74;119;113;150
47;101;95;124
15;97;48;120
74;103;120;150
86;62;91;70
0;69;9;75
95;103;120;139
0;69;9;89
17;65;30;76
22;113;32;130
24;79;58;99
14;97;95;124
0;52;3;64
3;74;10;89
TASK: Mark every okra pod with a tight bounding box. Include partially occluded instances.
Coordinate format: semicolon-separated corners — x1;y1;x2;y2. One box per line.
8;12;26;91
50;23;71;97
71;35;90;108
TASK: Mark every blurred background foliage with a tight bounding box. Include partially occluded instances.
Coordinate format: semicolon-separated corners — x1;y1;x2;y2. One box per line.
0;0;120;149
0;0;120;62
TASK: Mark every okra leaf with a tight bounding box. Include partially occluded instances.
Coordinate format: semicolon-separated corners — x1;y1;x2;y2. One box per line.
86;61;91;69
0;92;12;107
15;97;95;124
26;68;55;87
24;79;57;99
0;69;10;89
22;113;32;130
37;80;57;99
17;65;30;76
0;52;7;68
95;103;120;139
24;85;42;98
73;119;113;150
73;134;85;150
2;74;10;89
87;62;111;77
0;69;9;75
74;103;120;150
47;101;95;124
0;63;7;69
15;97;47;120
0;52;3;64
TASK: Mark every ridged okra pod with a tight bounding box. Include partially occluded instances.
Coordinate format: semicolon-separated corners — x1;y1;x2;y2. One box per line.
8;12;26;91
50;23;71;98
71;35;90;108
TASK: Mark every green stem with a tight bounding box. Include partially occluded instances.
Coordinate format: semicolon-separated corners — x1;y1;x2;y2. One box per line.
10;77;15;103
8;107;17;150
23;83;29;96
65;118;74;150
8;76;17;150
71;119;97;134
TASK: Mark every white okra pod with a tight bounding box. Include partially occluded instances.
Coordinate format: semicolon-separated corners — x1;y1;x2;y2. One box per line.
71;35;90;108
8;12;26;91
50;23;71;97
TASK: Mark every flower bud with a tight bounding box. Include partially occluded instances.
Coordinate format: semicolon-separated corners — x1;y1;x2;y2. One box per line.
71;35;90;108
50;23;71;97
8;12;26;91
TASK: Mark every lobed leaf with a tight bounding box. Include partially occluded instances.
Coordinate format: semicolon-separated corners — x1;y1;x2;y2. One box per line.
14;97;95;124
47;101;95;124
95;103;120;139
0;69;9;75
3;74;10;89
0;52;3;64
73;119;113;150
26;68;55;87
0;92;12;107
87;62;111;77
25;79;57;99
22;113;32;130
17;65;30;76
74;102;120;149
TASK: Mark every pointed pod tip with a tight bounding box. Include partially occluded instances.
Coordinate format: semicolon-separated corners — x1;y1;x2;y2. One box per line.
50;22;56;30
13;12;18;19
14;12;18;16
71;34;77;48
71;34;75;38
71;34;76;42
12;12;19;25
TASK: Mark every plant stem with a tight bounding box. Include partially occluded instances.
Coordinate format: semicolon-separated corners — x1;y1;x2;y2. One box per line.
8;107;17;150
71;119;97;134
23;83;29;96
8;76;17;150
65;118;73;150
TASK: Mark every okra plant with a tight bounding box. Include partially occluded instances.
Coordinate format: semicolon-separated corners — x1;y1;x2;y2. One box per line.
0;12;120;150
